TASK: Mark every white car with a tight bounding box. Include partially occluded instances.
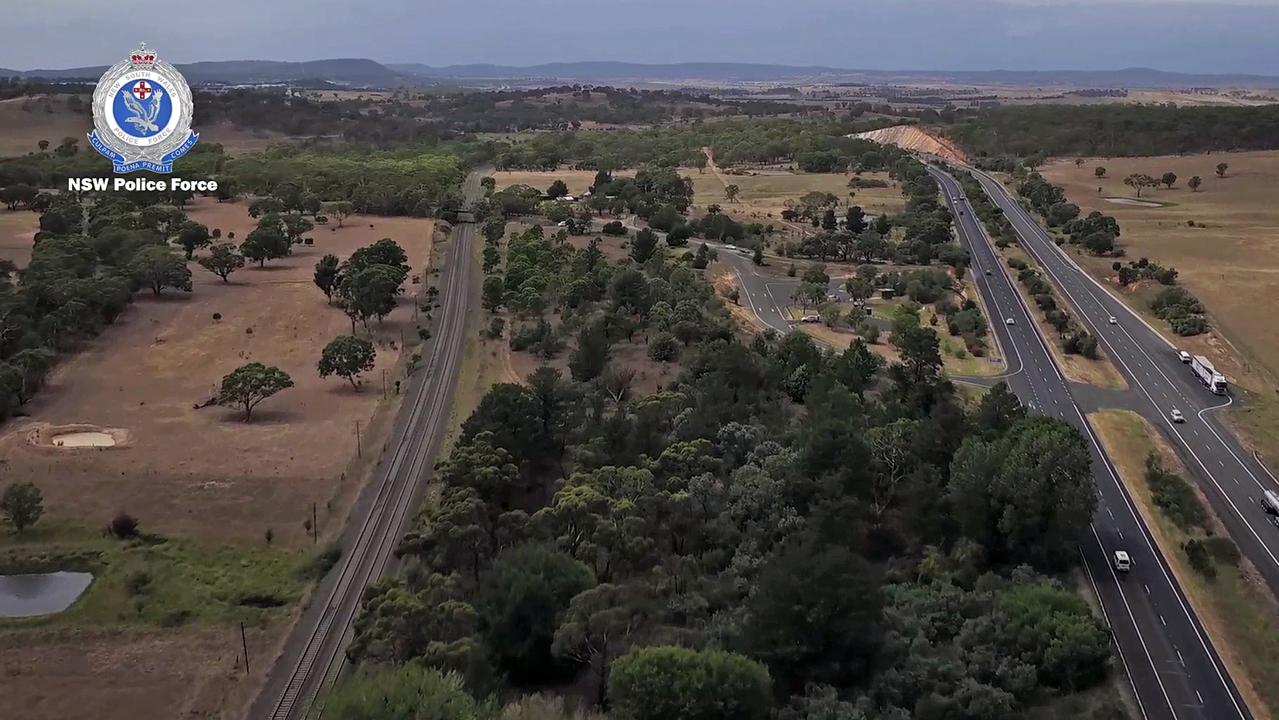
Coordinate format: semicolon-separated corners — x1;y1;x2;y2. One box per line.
1108;316;1118;325
1005;317;1015;326
799;314;821;324
1171;409;1185;423
1179;350;1192;364
1113;550;1131;573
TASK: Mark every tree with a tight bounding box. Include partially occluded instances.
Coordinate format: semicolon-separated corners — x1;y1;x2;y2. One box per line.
1161;171;1178;189
197;243;245;282
217;363;293;421
1188;175;1203;192
630;228;658;264
240;217;291;267
609;646;772;720
0;482;43;534
248;196;285;218
482;275;505;312
744;540;882;693
314;254;341;302
322;200;355;227
949;415;1096;568
724;183;740;202
647;332;680;362
318;335;376;390
481;176;496;193
37;139;49;152
128;245;192;296
341;265;402;330
319;664;492;720
176;221;211;259
1123;173;1156;198
480;543;595;685
1094;166;1106;178
547;179;569;199
0;184;38;211
1216;162;1229;178
280;213;315;244
553;583;650;706
569;320;611;382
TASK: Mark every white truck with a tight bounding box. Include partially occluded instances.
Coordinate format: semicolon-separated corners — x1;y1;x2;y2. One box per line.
1190;355;1228;396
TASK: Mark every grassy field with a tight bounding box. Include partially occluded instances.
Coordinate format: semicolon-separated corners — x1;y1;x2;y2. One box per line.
0;208;38;266
491;169;636;196
1090;409;1279;720
0;521;333;720
1042;150;1279;475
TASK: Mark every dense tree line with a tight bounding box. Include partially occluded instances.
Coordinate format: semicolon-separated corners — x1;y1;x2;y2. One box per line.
191;86;801;143
944;104;1279;158
494;118;906;172
339;215;1118;717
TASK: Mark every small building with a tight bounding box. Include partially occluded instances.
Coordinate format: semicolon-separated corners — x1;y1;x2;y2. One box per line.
878;288;897;300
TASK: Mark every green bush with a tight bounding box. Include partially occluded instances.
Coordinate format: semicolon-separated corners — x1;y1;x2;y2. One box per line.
1145;454;1207;531
609;646;772;720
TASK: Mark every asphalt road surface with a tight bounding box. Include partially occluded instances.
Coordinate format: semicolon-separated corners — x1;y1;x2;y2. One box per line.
250;172;482;720
968;167;1279;606
931;166;1250;720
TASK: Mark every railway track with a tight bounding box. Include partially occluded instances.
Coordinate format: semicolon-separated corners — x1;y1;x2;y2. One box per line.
251;175;481;720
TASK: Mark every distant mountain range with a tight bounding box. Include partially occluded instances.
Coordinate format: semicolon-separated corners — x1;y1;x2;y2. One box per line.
4;58;1278;89
1;58;399;85
392;62;1279;89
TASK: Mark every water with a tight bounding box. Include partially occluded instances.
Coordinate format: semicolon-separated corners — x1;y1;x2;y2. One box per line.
0;572;93;617
51;431;116;447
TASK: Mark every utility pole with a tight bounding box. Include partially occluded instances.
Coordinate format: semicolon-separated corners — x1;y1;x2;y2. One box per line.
240;622;250;674
355;420;362;458
312;502;317;545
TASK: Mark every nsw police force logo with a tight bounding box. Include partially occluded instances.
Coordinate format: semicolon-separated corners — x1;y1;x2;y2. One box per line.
88;43;199;174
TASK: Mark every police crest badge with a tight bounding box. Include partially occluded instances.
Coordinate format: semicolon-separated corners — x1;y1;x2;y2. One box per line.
88;43;199;173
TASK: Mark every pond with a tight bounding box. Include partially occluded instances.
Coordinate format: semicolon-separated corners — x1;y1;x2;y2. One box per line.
0;571;93;617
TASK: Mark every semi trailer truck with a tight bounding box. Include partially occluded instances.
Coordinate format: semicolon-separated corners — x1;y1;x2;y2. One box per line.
1190;354;1228;395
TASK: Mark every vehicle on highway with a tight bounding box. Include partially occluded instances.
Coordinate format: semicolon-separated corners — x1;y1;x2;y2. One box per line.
736;246;752;256
1113;550;1131;573
1171;409;1185;423
984;269;991;275
1179;350;1192;364
799;314;821;324
1190;354;1229;395
1108;316;1117;325
1005;317;1015;326
1262;489;1279;516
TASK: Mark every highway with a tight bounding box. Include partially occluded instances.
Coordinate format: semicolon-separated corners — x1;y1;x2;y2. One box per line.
249;172;482;720
929;166;1250;720
966;167;1279;606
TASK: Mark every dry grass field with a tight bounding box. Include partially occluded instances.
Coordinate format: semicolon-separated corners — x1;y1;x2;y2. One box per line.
1041;152;1279;449
0;198;435;550
491;168;636;196
0;208;38;266
688;170;906;221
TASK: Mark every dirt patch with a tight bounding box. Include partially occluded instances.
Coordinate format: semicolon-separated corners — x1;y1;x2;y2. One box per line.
852;124;969;164
0;209;38;267
24;423;132;449
0;197;435;549
1104;197;1165;208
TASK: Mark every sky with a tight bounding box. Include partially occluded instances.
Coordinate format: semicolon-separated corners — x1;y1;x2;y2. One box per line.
6;0;1279;75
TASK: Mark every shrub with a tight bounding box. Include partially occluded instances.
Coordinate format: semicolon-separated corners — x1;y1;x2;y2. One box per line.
109;513;140;539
